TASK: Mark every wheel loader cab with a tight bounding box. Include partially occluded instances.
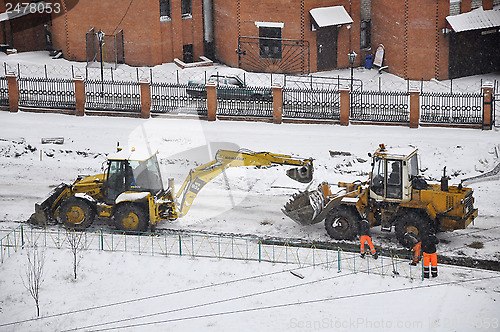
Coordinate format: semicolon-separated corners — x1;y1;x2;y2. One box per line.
369;145;418;203
105;149;163;205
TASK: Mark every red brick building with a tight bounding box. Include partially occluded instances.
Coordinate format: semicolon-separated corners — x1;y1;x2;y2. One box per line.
0;0;499;79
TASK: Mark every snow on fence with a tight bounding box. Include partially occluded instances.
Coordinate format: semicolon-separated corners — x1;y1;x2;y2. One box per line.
283;87;340;120
18;77;76;110
0;225;424;280
350;90;409;123
0;77;8;107
151;83;208;115
420;92;483;125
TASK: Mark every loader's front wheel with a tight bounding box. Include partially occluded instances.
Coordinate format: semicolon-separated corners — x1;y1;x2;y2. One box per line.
58;198;95;230
114;204;149;233
324;207;359;240
395;211;431;248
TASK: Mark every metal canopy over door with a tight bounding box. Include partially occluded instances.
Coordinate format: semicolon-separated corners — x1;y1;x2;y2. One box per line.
317;26;338;70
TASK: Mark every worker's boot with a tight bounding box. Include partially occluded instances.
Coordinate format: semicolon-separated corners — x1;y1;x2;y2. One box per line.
360;252;366;259
372;252;379;260
431;267;438;278
423;267;430;279
410;260;418;266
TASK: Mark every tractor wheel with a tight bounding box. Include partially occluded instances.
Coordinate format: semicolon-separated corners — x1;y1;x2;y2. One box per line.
114;203;149;233
58;197;95;231
395;211;431;248
324;206;360;240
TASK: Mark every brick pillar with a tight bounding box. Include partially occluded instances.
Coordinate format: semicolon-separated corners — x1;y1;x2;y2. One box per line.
339;87;350;126
482;82;494;130
483;0;493;10
206;82;217;121
409;89;420;128
139;79;151;119
461;0;471;13
272;83;283;124
73;76;85;116
6;73;19;113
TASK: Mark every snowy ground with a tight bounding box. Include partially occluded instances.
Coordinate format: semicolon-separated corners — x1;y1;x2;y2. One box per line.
0;247;499;331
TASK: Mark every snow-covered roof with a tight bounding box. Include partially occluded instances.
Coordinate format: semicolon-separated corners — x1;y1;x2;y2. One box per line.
446;5;500;32
309;6;353;29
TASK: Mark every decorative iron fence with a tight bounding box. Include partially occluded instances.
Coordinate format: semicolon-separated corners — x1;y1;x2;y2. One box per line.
18;77;76;109
0;225;424;280
0;77;8;106
420;92;483;125
493;93;499;128
151;83;207;116
216;86;273;118
283;87;340;120
85;80;141;112
350;90;410;123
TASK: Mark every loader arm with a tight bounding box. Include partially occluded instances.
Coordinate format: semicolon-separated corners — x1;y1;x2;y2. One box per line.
175;149;314;217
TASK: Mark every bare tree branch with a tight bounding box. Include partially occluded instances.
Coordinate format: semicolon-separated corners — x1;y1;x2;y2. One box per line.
22;245;45;317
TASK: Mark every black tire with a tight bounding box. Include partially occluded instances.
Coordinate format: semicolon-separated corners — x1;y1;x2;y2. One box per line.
324;206;360;240
395;211;431;248
114;203;149;233
58;197;95;230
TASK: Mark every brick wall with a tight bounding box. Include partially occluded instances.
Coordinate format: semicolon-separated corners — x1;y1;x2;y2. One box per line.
47;0;203;66
371;0;450;80
213;0;362;72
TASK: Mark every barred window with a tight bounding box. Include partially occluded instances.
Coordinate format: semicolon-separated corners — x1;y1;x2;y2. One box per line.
360;20;371;49
159;0;170;20
259;27;282;59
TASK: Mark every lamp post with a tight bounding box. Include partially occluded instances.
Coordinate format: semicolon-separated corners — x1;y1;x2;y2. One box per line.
347;50;357;93
96;29;105;94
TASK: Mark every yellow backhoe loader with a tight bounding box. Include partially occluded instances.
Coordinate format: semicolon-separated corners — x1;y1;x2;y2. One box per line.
283;144;478;247
28;147;313;232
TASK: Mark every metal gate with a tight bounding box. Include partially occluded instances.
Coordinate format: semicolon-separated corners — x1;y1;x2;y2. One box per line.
86;28;124;69
237;36;310;75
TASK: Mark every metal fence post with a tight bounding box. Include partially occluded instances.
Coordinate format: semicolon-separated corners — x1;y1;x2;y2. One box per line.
100;229;104;251
259;241;261;262
337;247;341;272
21;225;24;248
179;235;182;256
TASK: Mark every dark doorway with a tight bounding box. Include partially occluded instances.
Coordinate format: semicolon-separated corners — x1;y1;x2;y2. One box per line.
449;30;500;79
183;44;194;63
316;26;338;70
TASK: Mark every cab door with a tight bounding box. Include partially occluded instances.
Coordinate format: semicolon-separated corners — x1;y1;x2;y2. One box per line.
105;160;134;204
370;158;403;201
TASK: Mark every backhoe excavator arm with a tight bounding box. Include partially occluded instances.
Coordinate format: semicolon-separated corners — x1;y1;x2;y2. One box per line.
174;149;314;217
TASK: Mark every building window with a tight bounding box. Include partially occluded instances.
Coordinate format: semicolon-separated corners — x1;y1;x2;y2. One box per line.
159;0;170;21
259;27;282;59
360;20;371;49
182;0;192;18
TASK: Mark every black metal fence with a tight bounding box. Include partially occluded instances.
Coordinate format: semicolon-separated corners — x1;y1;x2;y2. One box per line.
18;77;75;109
493;93;499;128
0;77;8;107
283;87;340;120
216;86;273;118
420;92;483;125
151;83;207;116
85;80;141;112
350;90;410;123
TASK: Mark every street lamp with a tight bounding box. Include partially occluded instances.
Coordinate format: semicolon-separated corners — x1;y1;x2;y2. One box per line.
96;29;105;88
347;50;357;93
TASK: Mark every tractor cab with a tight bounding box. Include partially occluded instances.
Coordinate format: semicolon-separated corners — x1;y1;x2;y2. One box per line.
369;144;419;203
105;147;163;204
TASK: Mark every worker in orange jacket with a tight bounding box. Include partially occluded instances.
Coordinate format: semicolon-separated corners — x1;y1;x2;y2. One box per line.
405;232;421;266
421;231;439;278
359;219;378;259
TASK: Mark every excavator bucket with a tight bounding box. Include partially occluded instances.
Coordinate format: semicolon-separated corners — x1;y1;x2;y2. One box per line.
286;164;313;183
27;183;69;225
282;187;326;225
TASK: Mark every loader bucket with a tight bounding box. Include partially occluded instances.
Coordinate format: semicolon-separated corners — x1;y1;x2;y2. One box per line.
27;183;69;225
282;189;325;225
286;164;313;183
